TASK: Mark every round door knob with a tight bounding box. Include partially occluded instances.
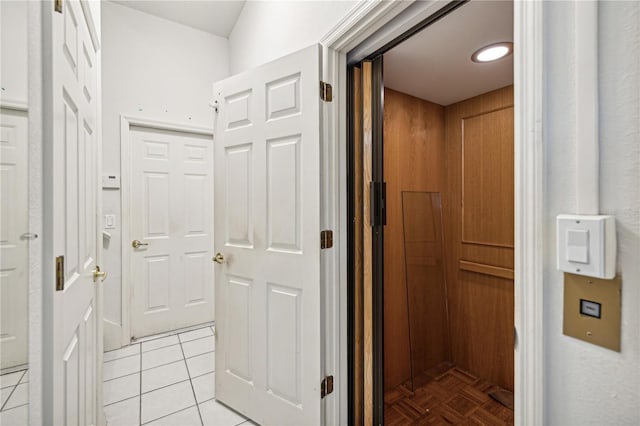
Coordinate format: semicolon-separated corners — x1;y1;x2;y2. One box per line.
212;253;225;264
132;240;149;249
93;266;108;283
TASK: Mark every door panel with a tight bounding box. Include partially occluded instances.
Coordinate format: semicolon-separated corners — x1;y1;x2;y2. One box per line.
0;110;28;370
130;127;214;338
266;284;302;404
225;144;253;247
46;1;100;423
213;44;322;426
266;136;301;252
225;276;252;381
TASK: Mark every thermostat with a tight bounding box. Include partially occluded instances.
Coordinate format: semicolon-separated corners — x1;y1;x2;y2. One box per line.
102;174;120;189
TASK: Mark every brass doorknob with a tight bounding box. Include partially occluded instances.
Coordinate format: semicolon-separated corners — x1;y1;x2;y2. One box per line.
212;253;225;264
132;239;149;249
93;265;107;283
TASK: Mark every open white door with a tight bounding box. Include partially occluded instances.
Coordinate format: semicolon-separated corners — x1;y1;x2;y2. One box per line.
213;44;323;426
42;0;102;424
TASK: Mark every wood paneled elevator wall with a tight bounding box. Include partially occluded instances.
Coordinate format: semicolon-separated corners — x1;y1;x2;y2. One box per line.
383;88;448;390
383;85;514;392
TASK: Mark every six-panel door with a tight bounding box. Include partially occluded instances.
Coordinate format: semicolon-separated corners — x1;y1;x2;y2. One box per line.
213;45;322;426
47;0;100;424
129;127;214;338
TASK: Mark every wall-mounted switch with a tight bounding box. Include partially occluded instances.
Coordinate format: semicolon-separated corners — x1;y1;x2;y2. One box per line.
557;214;616;279
104;214;116;229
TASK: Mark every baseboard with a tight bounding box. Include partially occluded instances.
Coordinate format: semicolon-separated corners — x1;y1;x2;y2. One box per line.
103;319;123;351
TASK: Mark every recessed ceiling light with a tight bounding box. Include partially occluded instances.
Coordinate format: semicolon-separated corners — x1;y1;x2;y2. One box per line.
471;42;513;63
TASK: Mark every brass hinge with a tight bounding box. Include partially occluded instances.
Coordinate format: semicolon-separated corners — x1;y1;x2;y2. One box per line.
320;81;333;102
55;256;65;291
321;375;334;398
54;0;63;13
320;230;333;249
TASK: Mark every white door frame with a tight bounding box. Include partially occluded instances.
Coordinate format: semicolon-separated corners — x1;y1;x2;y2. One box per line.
319;0;544;424
119;115;214;346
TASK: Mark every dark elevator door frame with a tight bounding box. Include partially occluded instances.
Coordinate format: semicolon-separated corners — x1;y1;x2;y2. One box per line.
347;1;471;424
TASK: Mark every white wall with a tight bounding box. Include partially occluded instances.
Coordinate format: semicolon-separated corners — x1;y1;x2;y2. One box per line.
0;0;28;104
228;0;357;74
101;1;228;349
544;1;640;424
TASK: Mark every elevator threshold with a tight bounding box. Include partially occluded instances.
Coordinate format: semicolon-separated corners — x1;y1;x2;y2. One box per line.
384;363;514;425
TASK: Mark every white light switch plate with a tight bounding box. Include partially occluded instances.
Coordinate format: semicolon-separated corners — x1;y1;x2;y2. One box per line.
104;214;116;229
557;214;616;279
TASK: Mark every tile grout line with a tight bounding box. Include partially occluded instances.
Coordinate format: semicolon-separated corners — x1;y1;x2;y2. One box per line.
107;335;211;364
104;348;213;384
189;369;215;381
106;377;196;408
130;323;214;346
0;370;26;412
103;325;213;425
178;339;205;426
0;368;28;381
0;385;16;412
138;403;198;426
0;402;29;413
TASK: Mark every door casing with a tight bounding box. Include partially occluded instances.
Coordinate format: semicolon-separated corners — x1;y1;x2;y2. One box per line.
321;0;545;424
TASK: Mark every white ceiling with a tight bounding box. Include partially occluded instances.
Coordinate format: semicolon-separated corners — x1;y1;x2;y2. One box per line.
112;0;246;37
384;0;513;106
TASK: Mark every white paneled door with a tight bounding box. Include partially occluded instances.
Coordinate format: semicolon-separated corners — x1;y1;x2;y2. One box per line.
213;45;323;426
0;109;28;370
43;0;102;424
129;127;214;338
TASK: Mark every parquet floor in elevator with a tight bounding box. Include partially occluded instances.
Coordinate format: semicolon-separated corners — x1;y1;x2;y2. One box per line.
384;364;514;425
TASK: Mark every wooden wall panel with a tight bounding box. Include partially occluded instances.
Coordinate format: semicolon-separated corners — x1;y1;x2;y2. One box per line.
383;89;448;391
443;85;514;391
462;106;515;247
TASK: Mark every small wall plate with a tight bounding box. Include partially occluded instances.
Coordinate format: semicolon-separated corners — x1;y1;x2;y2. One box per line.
563;272;621;352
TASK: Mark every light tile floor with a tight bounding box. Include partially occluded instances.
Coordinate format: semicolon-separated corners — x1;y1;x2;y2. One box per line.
105;323;253;426
0;324;248;426
0;368;29;426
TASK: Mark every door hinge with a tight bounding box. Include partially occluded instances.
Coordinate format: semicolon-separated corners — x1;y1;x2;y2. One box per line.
54;0;63;13
55;255;65;291
320;81;333;102
321;375;334;398
320;230;333;249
